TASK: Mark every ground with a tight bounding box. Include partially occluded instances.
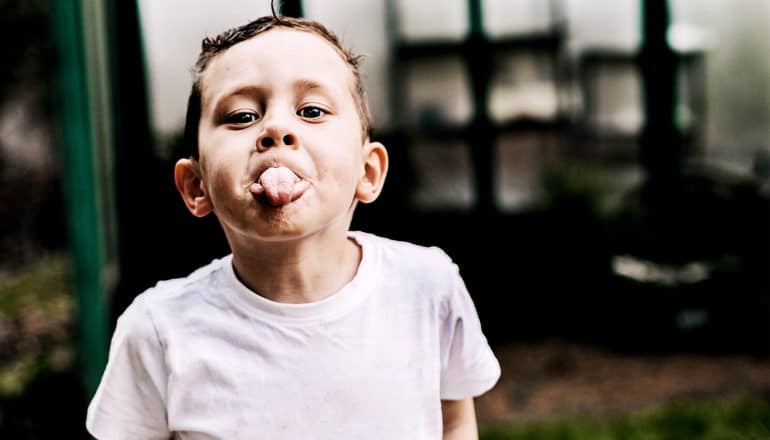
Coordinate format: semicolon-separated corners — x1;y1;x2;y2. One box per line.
475;340;770;427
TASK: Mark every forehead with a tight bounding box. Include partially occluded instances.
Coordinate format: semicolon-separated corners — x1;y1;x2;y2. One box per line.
199;28;355;105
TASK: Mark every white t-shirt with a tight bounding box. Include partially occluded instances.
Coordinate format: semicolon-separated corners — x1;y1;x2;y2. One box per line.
86;231;500;439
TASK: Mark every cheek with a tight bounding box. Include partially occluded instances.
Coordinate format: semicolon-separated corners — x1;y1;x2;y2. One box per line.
312;153;357;197
208;168;232;195
199;155;242;201
329;156;363;195
308;130;362;182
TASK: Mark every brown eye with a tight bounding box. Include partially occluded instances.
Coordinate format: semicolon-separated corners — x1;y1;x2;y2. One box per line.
298;106;325;119
226;112;259;124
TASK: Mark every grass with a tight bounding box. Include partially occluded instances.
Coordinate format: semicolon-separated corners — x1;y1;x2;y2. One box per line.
481;398;770;440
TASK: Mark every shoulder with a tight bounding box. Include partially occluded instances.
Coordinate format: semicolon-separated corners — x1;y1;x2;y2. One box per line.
352;231;460;296
354;231;455;270
116;256;232;335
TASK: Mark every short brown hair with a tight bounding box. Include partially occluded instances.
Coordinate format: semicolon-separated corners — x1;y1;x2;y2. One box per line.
180;15;372;159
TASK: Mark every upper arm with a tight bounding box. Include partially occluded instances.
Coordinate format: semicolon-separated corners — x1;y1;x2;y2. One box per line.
441;397;478;440
86;297;171;439
439;263;501;400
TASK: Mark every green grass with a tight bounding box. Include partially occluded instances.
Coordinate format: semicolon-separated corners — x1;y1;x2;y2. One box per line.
481;399;770;440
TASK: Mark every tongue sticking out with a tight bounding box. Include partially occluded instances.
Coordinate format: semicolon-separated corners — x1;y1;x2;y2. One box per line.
249;166;308;206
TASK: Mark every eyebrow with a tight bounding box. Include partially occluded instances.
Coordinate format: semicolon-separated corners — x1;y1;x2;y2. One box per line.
212;79;334;105
294;79;323;92
293;78;342;99
208;84;263;112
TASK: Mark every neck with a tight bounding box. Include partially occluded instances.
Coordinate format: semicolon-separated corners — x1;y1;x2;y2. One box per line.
229;229;361;304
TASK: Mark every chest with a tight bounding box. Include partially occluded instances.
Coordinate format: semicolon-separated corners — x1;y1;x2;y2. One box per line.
163;297;443;438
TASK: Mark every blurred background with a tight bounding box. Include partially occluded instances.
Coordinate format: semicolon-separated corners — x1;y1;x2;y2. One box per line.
0;0;768;438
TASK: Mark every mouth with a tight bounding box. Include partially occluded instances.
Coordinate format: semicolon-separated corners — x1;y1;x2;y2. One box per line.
249;166;310;207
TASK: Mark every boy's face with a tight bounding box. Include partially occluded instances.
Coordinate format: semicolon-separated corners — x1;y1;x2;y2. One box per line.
177;29;386;244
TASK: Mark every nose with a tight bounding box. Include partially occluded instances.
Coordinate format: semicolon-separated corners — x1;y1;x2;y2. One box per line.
256;117;297;152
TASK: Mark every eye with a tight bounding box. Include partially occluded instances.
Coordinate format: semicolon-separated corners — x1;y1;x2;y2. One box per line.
225;111;259;125
297;106;326;119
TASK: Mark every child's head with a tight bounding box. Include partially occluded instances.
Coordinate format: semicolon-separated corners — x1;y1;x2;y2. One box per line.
174;15;388;245
181;15;372;160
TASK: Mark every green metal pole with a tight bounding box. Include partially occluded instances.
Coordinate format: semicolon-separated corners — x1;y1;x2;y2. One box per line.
279;0;303;17
49;0;110;397
466;0;496;212
467;0;483;37
639;0;682;190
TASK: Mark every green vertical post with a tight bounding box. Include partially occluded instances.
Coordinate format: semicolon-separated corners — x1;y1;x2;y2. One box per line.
467;0;483;37
49;0;111;396
639;0;682;191
279;0;303;17
466;0;496;212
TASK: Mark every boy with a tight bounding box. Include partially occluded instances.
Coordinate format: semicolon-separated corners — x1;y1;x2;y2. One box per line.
86;14;500;439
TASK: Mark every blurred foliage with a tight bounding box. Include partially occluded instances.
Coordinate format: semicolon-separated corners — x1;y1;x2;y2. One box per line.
0;255;85;438
481;398;770;440
524;157;770;355
611;161;770;266
0;255;70;317
536;160;619;219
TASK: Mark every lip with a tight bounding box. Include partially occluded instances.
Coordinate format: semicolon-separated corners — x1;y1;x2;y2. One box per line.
249;158;308;184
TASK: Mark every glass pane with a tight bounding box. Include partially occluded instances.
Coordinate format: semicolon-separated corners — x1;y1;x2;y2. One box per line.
564;0;641;52
488;50;560;123
409;141;475;209
495;131;560;210
669;0;770;169
402;56;474;127
482;0;554;38
393;0;469;41
584;63;643;136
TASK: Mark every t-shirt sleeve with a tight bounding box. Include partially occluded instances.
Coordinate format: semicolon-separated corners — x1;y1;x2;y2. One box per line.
439;263;501;400
86;294;171;439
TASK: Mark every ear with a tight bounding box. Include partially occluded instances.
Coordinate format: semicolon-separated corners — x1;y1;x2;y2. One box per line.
355;141;389;204
174;158;213;217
